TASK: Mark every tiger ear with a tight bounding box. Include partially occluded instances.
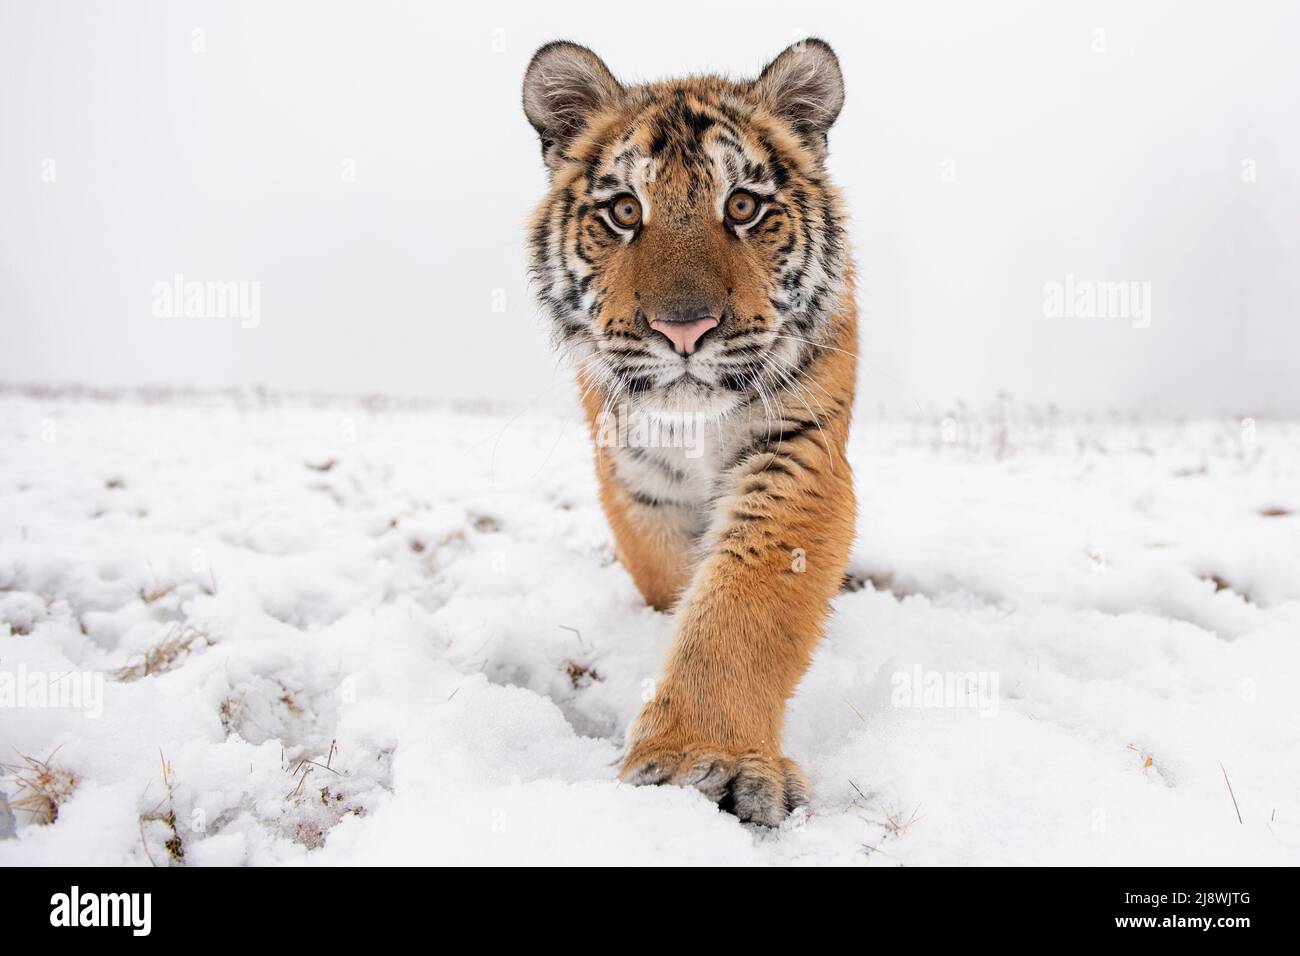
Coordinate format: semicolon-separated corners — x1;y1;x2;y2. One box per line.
752;38;845;150
523;41;623;168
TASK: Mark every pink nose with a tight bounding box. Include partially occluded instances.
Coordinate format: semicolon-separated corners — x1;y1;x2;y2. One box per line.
650;317;718;355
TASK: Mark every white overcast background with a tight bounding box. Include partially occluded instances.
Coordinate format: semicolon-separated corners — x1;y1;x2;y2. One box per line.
2;0;1298;416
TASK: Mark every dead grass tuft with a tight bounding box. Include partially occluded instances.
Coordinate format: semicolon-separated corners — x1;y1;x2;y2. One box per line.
564;659;602;689
283;741;364;849
470;513;500;533
139;583;177;604
114;623;214;681
139;751;185;865
1;750;78;825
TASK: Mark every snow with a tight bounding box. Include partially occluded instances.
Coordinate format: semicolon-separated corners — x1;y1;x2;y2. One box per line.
1;388;1297;866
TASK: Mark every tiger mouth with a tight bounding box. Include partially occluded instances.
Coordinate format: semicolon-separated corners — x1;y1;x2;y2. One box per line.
609;349;770;399
672;371;710;386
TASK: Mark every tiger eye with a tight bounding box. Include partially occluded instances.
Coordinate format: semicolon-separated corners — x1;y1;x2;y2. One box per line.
610;194;642;228
725;190;759;224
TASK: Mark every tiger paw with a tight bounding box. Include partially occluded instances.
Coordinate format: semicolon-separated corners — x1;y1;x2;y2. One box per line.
620;743;808;827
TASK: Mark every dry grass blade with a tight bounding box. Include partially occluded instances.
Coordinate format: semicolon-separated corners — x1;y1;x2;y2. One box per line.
1221;763;1243;824
885;803;925;838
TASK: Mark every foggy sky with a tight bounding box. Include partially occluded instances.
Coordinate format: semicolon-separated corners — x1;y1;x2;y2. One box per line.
2;0;1297;416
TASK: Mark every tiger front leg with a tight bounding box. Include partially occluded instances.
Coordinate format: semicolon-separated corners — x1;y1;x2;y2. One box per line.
620;434;855;825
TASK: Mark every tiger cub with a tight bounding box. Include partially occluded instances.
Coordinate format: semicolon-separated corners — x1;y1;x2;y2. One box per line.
523;39;856;825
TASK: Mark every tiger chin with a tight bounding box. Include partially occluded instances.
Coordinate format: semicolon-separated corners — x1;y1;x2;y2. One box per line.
523;39;857;826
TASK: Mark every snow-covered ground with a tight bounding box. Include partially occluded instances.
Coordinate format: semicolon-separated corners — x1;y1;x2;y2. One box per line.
1;387;1297;866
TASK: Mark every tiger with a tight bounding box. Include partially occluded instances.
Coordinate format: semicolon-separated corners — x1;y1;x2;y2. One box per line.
523;38;857;826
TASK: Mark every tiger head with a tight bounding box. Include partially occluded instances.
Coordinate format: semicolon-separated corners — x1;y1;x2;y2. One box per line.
523;39;850;419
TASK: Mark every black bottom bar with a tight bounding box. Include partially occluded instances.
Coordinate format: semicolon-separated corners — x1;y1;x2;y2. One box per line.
0;865;1287;941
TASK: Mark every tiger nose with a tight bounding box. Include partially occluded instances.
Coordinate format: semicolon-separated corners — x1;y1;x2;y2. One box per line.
649;308;719;355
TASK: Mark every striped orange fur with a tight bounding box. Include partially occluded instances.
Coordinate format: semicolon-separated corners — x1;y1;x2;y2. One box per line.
524;39;856;824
